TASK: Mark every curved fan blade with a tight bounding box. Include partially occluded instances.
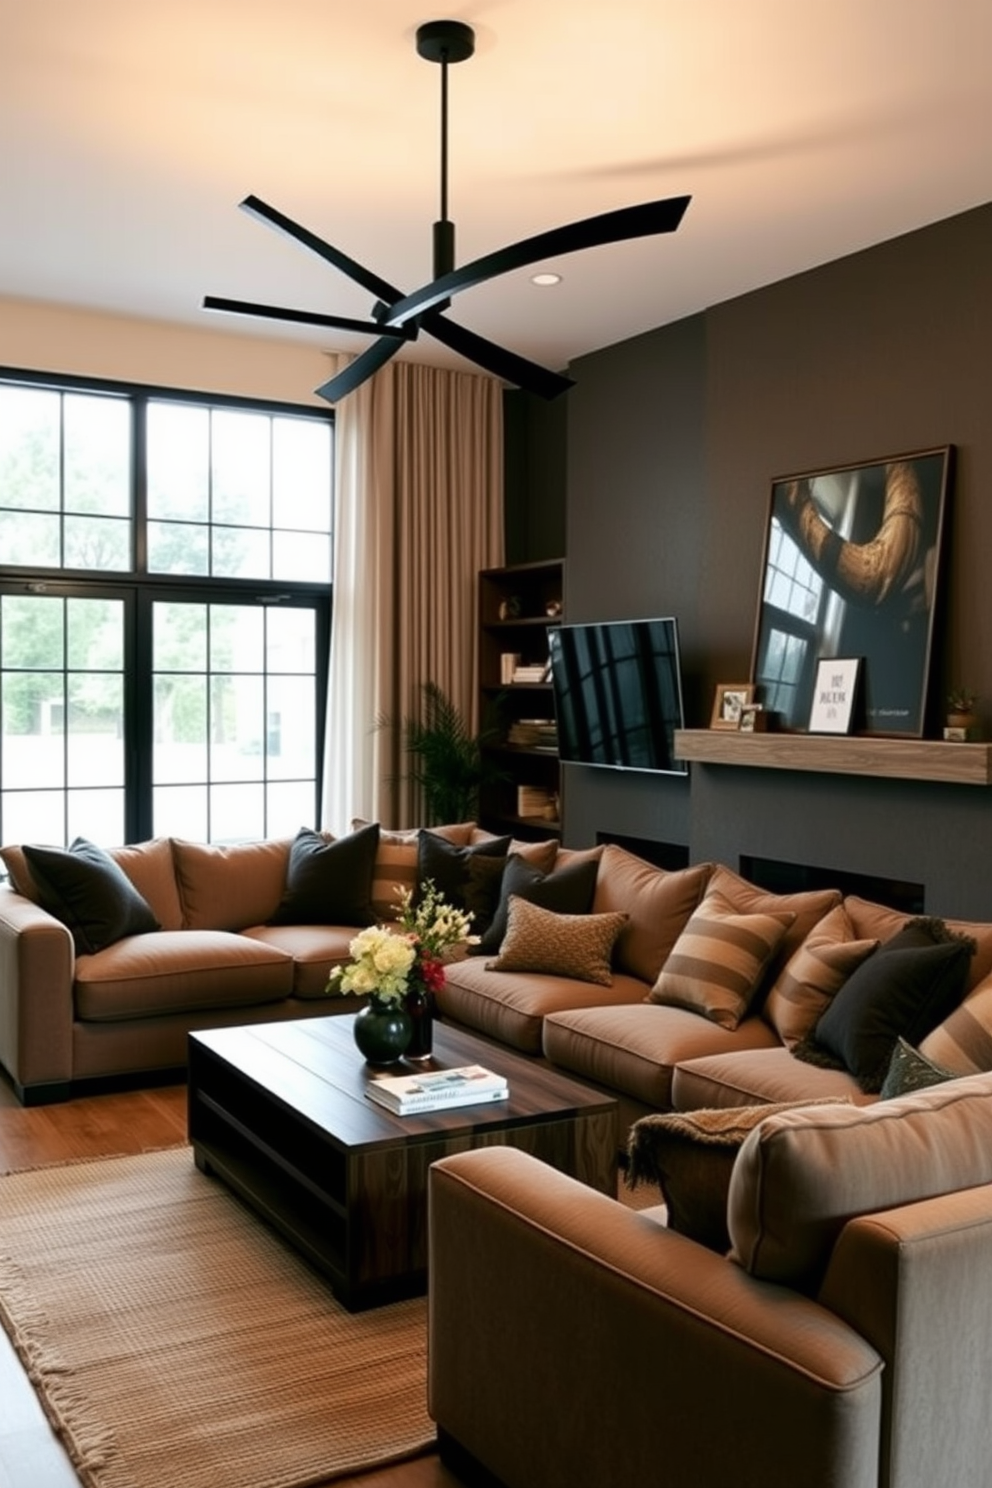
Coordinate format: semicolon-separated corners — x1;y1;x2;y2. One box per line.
426;315;573;399
314;336;408;404
381;195;691;327
241;195;403;305
203;295;414;338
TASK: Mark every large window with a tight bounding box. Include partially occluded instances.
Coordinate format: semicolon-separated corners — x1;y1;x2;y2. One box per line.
0;371;332;848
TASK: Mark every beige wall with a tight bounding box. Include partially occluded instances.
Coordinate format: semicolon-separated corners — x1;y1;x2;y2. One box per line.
0;296;333;407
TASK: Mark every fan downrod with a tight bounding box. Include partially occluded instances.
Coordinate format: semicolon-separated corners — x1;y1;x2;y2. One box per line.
416;19;475;65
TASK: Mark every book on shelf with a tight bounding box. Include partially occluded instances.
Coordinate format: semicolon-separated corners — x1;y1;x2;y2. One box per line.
517;785;556;818
500;651;521;683
512;663;549;683
507;718;558;749
365;1063;509;1115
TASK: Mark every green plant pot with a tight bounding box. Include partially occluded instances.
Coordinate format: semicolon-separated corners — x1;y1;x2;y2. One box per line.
353;999;413;1065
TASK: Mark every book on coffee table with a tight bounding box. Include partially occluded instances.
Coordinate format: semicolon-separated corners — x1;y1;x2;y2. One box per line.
365;1064;509;1115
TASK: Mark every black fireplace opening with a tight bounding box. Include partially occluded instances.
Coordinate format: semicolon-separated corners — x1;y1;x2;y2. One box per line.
739;854;925;914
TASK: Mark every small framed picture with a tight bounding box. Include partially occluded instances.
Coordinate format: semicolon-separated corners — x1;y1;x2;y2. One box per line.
711;682;755;730
808;658;861;734
738;704;768;733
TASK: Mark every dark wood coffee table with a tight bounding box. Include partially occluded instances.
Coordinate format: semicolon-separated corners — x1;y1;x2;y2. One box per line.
187;1015;618;1310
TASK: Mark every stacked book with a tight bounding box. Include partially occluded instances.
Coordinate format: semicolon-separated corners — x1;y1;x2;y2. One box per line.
517;785;556;819
512;661;549;683
365;1064;509;1115
508;718;558;751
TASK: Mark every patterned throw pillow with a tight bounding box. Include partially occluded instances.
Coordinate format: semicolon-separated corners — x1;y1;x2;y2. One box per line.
763;903;879;1049
880;1037;959;1099
486;895;628;986
649;892;795;1030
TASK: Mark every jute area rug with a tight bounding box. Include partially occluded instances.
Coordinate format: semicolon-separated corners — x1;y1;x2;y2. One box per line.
0;1147;433;1488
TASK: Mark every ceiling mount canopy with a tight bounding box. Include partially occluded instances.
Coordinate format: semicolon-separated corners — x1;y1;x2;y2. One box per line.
203;18;690;403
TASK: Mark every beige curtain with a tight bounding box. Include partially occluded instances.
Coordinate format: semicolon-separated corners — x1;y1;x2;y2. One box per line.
322;357;504;833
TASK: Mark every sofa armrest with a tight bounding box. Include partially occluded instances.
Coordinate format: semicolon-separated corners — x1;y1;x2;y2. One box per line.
429;1147;882;1488
0;886;74;1097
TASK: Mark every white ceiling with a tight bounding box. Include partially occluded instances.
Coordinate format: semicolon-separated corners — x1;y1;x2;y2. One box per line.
3;0;992;391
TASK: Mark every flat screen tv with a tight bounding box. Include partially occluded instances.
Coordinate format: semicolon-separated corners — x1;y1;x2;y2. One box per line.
547;617;688;775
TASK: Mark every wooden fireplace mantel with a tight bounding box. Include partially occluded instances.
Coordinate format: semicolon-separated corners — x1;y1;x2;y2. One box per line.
673;729;992;786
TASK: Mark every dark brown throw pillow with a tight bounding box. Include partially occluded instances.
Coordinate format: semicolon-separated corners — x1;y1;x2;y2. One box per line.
471;852;601;956
416;831;512;933
794;918;975;1093
22;837;160;955
268;822;380;927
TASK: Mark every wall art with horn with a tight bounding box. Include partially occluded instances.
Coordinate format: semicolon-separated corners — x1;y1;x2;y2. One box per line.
750;445;953;737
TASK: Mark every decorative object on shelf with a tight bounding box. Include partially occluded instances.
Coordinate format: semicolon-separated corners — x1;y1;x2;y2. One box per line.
544;598;563;618
738;703;770;733
498;595;521;621
710;682;755;730
945;688;980;741
500;651;521;683
808;657;862;734
393;879;478;1060
205;20;689;405
752;446;954;737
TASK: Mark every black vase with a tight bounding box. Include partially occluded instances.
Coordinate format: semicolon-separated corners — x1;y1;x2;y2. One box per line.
353;996;412;1065
404;980;434;1060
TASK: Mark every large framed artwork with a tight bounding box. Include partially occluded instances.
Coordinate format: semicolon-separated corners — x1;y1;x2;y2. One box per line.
751;446;954;737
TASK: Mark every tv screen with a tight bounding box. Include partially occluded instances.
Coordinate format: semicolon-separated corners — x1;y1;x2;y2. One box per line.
547;618;688;775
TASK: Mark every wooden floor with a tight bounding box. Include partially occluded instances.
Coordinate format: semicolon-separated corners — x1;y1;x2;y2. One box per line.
0;1071;467;1488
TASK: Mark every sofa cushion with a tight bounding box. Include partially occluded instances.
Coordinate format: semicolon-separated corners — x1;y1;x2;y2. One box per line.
762;903;879;1049
845;895;992;992
879;1036;959;1099
671;1046;873;1112
591;847;713;985
649;891;794;1030
473;852;601;956
626;1100;847;1254
438;956;648;1055
920;969;992;1074
172;838;292;931
242;923;360;997
727;1071;992;1296
705;866;841;984
268;823;379;927
109;839;185;931
21;837;160;955
543;1003;780;1110
73;930;294;1019
471;829;559;876
486;897;627;987
795;919;973;1093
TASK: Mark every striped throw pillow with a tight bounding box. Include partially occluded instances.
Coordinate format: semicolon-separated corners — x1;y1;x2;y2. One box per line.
920;971;992;1074
763;904;879;1049
649;891;795;1030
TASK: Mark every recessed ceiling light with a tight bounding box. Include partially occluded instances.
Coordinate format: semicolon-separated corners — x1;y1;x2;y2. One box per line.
531;272;562;287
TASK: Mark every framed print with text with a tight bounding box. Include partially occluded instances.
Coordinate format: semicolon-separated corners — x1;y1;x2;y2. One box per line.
808;657;861;734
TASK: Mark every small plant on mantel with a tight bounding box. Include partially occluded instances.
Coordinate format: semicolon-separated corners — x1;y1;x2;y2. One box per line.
946;688;980;739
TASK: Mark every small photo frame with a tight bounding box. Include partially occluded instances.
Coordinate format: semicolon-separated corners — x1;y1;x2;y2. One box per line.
738;704;768;733
808;658;861;734
711;682;755;730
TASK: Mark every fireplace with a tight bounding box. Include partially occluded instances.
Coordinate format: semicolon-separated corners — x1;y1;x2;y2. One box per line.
739;854;924;913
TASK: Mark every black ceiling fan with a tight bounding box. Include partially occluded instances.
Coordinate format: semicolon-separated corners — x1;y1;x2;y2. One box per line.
204;19;690;404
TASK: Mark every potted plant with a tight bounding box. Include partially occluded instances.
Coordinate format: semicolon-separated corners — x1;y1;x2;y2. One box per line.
386;681;502;825
946;688;980;738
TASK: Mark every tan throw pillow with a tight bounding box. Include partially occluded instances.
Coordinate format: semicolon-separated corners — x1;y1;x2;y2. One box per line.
592;845;714;985
763;903;879;1049
649;891;795;1030
486;895;627;987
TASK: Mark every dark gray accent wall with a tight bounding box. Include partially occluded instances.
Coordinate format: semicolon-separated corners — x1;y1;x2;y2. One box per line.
559;201;992;914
